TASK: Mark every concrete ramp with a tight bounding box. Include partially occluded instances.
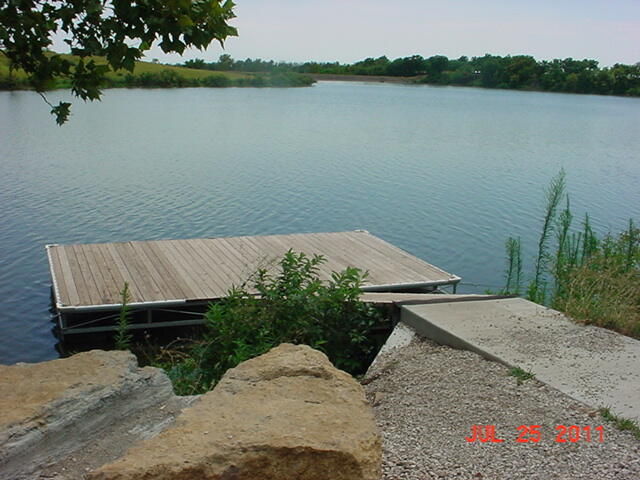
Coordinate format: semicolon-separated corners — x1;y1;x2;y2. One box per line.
401;297;640;421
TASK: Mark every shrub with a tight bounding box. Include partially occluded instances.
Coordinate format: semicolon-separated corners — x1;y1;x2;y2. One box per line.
200;74;231;87
158;250;382;395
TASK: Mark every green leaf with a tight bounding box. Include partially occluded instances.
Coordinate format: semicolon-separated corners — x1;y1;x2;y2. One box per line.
51;102;72;125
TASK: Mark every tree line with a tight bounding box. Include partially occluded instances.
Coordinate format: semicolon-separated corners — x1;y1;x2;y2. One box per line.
184;54;640;97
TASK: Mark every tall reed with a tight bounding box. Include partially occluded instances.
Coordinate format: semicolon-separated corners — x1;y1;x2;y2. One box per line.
503;236;522;295
503;171;639;338
527;169;566;304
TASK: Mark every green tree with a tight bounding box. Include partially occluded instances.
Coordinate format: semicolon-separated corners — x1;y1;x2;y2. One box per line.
475;54;505;88
0;0;237;124
386;55;426;76
217;53;234;70
184;58;207;70
424;55;449;83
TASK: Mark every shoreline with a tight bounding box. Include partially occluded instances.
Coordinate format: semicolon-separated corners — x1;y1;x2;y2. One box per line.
305;73;421;84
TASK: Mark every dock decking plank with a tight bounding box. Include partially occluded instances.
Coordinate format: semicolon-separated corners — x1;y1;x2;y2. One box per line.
47;247;72;307
325;232;407;282
230;235;262;260
344;231;452;283
302;233;360;279
206;238;254;285
215;238;258;281
68;245;102;307
347;231;455;279
47;231;459;310
136;241;189;300
105;243;146;303
163;240;214;299
81;244;119;304
54;246;81;307
145;240;198;300
129;241;183;302
178;239;229;298
88;244;122;305
242;235;280;269
93;243;127;304
152;240;208;300
192;239;239;288
186;239;233;295
116;242;164;302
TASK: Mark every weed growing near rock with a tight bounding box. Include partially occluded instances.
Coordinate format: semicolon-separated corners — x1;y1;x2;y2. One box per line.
508;366;535;385
599;407;640;440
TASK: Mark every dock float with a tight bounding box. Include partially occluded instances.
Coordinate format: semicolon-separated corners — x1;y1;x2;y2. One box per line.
46;231;460;335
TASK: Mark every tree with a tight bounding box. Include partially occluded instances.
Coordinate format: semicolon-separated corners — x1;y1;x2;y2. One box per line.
217;52;234;70
0;0;237;124
424;55;449;83
386;55;426;76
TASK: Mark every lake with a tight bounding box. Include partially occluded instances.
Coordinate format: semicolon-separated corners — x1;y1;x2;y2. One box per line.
1;82;638;364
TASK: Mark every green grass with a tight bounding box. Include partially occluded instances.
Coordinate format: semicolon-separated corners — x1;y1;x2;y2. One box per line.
508;366;535;384
599;407;640;440
0;51;252;90
107;59;248;81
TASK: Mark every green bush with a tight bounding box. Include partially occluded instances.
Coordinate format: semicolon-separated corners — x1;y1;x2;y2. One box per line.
200;74;231;87
121;71;197;88
159;250;381;395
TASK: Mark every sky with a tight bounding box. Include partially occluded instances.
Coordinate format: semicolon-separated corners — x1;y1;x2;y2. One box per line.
56;0;640;66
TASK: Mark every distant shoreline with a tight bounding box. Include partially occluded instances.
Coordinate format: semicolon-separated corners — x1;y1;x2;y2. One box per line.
305;73;420;84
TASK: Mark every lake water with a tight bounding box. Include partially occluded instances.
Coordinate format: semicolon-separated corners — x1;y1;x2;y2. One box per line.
1;82;639;364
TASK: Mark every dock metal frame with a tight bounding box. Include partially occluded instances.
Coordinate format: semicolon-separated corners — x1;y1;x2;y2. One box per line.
51;279;460;337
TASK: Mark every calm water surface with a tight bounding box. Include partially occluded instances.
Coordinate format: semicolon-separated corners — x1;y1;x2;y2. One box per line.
1;82;639;364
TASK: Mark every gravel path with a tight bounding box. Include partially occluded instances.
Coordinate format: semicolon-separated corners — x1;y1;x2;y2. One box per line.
363;334;640;480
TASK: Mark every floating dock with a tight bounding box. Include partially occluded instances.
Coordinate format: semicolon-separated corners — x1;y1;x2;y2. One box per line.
46;231;460;335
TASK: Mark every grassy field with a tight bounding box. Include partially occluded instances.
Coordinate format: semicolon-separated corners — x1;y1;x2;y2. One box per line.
0;52;307;90
103;58;249;81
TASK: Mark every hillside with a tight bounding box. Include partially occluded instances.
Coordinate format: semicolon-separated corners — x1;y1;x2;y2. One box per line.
0;53;313;89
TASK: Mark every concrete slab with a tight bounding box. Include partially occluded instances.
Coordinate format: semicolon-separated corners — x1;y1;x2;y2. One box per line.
401;298;640;421
360;293;509;305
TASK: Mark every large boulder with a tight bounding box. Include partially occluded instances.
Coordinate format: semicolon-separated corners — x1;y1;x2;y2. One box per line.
0;350;192;480
90;343;382;480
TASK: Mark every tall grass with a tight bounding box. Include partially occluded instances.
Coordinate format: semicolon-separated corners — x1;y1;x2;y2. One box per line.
503;172;639;337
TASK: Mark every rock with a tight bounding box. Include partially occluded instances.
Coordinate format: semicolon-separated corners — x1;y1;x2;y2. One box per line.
0;350;193;480
90;343;382;480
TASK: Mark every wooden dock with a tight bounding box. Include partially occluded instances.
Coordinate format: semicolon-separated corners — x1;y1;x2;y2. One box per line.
46;231;460;334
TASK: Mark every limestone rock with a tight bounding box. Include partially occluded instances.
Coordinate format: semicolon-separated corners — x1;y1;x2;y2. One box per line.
0;350;192;480
90;343;382;480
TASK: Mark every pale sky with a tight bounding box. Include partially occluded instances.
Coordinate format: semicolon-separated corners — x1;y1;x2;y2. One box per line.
57;0;640;67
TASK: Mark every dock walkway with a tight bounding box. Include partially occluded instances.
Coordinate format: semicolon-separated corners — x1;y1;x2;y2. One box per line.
46;231;460;334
